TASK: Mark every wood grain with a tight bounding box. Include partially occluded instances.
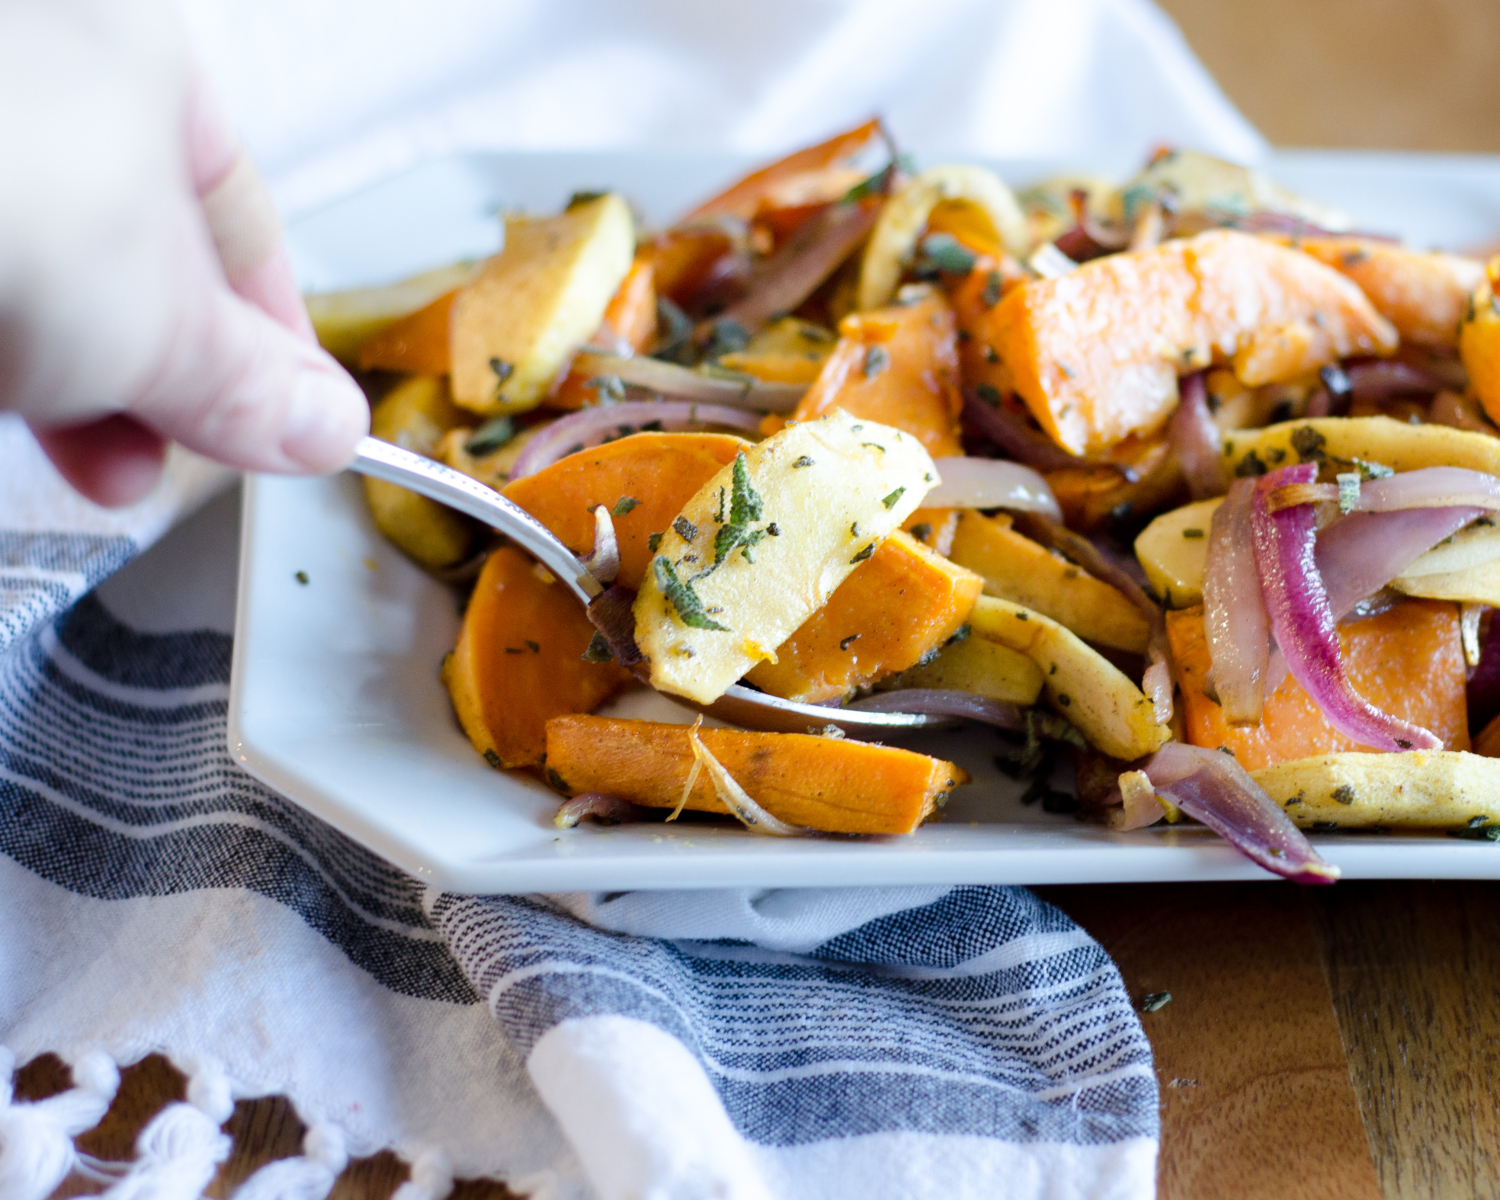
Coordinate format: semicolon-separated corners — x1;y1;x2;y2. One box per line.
1156;0;1500;153
1041;884;1382;1200
1309;881;1500;1199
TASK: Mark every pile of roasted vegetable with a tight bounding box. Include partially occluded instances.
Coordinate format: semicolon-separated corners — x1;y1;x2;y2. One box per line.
311;119;1500;881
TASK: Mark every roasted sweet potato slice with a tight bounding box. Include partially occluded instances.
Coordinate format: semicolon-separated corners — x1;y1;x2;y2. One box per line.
358;288;458;374
544;715;966;834
681;118;884;223
1461;257;1500;424
501;432;747;591
789;286;963;456
993;230;1397;455
1289;238;1484;349
1168;599;1469;772
745;531;981;703
444;548;632;768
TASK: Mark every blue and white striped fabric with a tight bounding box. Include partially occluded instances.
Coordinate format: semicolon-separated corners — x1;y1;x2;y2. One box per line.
0;418;1159;1198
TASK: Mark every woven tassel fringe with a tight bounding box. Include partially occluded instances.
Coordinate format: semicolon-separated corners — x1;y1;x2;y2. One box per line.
0;1046;119;1200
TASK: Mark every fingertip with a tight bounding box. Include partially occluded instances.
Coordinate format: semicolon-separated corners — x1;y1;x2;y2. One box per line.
33;414;169;507
278;363;371;472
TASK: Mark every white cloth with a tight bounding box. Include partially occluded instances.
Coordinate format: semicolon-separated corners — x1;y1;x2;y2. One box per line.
0;3;1269;1195
176;0;1264;219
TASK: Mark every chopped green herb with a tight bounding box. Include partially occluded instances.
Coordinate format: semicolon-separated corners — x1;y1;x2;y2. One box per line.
587;375;627;404
673;516;698;542
1182;528;1204;539
294;571;309;585
1056;693;1072;707
850;543;875;564
647;532;664;553
1290;425;1327;464
545;766;570;792
982;344;1001;364
484;749;504;770
1235;450;1268;478
863;345;890;378
524;640;540;653
792;455;815;468
910;522;932;543
944;624;970;646
707;452;771;568
1354;458;1394;480
975;382;1002;406
582;632;613;663
1337;472;1361;513
465;415;516;456
489;357;514;388
882;487;906;510
915;232;978;275
504;646;526;655
1331;784;1356;805
613;496;640;516
1139;992;1172;1013
981;270;1002;307
840;634;860;651
654;556;728;631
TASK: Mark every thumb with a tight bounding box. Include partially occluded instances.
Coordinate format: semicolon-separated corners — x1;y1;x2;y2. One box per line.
132;277;368;474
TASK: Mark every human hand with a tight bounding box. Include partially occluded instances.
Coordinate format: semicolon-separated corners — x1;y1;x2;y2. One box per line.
0;0;368;506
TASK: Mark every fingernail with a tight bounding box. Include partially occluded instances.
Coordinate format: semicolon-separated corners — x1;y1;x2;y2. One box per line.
280;368;369;471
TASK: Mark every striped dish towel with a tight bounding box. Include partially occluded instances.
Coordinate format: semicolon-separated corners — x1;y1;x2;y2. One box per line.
0;414;1158;1199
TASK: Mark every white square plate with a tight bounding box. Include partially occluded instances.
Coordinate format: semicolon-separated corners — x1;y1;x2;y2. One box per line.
231;149;1500;893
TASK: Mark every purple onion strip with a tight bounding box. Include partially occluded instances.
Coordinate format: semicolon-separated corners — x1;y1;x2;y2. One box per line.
1251;464;1441;752
555;793;646;828
1130;742;1340;883
1354;467;1500;514
844;689;1025;730
1169;371;1226;499
508;401;763;480
1316;506;1485;620
1204;478;1271;724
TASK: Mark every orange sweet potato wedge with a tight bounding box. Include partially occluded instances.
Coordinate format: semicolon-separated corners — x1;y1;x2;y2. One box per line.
1281;237;1484;349
681;118;883;223
790;286;963;456
1168;599;1469;772
1461;257;1500;423
544;715;967;834
501;432;746;591
358;289;458;374
993;229;1398;455
549;256;659;409
444;547;632;769
744;531;982;703
949;255;1024;401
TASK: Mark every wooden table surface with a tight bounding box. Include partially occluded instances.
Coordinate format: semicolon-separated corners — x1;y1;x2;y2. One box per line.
23;0;1500;1195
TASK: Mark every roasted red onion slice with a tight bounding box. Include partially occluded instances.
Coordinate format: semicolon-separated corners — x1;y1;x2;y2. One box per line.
508;402;763;480
586;585;645;672
845;689;1025;730
1203;478;1271;724
555;793;647;828
579;505;620;584
1251;464;1441;752
1169;372;1226;499
924;457;1061;519
701;201;880;339
1315;506;1484;621
961;391;1138;479
1354;467;1500;514
572;352;805;413
1127;742;1340;883
1345;359;1446;400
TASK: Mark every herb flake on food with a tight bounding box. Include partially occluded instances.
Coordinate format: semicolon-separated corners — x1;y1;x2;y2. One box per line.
647;532;664;553
613;496;640;516
840;634;860;651
850;543;875;564
489;357;515;389
863;345;890;378
582;632;614;663
465;415;516;456
654;556;729;631
1139;992;1172;1013
882;487;906;510
294;571;309;585
672;516;698;542
915;232;978;276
